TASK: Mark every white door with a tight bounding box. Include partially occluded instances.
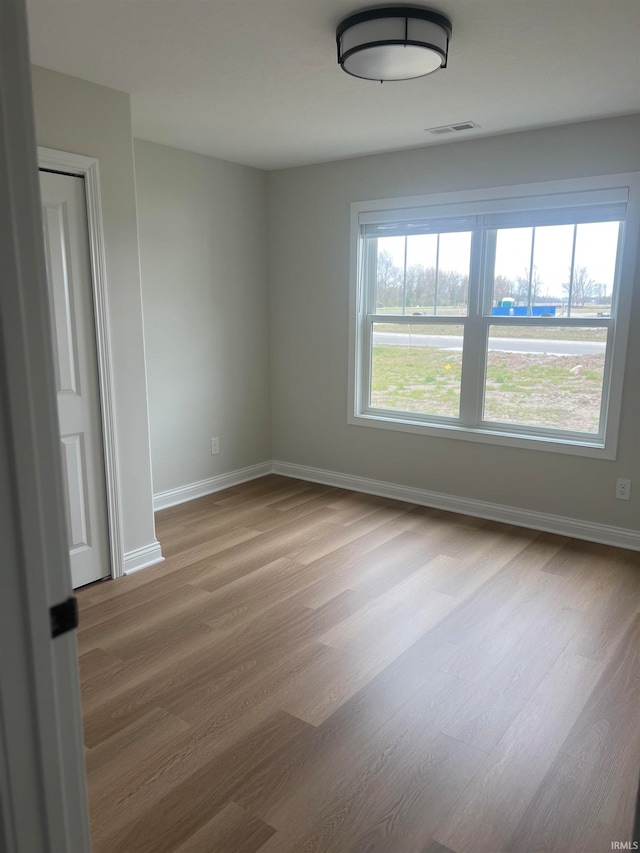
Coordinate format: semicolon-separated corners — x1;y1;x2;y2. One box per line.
40;169;111;588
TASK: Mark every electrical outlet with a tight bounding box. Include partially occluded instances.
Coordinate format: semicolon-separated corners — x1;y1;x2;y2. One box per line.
211;437;219;456
615;478;631;501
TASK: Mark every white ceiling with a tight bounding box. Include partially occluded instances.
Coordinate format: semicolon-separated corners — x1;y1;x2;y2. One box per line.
26;0;640;171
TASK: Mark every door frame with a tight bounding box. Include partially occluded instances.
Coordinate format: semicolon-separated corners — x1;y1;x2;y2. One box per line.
1;0;92;847
38;146;124;579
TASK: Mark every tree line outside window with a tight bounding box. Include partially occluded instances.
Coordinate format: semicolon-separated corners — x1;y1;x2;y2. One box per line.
376;226;612;316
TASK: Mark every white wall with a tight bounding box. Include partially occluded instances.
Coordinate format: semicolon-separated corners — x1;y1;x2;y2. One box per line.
29;69;640;541
30;66;158;557
134;140;271;495
268;115;640;531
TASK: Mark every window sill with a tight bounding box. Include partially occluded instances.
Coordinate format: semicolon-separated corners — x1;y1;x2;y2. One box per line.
348;410;615;460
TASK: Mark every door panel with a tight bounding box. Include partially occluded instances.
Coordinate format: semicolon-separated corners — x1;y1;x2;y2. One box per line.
60;433;90;550
41;201;79;394
40;170;110;588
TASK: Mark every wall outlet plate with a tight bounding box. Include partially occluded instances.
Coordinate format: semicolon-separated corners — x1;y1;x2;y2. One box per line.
615;478;631;500
211;437;220;455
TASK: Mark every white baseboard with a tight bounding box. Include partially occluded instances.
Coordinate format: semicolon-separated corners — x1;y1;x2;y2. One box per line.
150;458;640;552
123;540;165;575
272;460;640;552
153;462;273;511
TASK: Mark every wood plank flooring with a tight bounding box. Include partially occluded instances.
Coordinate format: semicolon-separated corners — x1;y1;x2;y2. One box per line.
76;475;640;852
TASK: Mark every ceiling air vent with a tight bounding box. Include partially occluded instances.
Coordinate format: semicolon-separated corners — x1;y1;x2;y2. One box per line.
425;121;480;135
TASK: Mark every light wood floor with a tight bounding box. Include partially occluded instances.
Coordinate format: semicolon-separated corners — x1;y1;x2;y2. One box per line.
76;475;640;853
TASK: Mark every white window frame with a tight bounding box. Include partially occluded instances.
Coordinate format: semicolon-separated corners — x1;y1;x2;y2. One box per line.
348;173;640;459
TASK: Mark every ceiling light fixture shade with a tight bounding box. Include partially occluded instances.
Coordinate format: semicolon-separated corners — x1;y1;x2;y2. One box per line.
336;6;452;82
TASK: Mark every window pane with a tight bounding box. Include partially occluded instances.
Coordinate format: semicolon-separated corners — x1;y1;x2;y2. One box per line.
374;232;470;317
491;225;573;317
374;236;405;312
531;224;574;306
483;325;607;433
370;322;463;418
434;232;470;316
490;221;621;319
567;221;620;317
405;233;438;312
492;227;534;314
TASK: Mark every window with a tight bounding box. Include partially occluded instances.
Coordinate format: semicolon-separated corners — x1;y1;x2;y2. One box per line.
349;176;640;457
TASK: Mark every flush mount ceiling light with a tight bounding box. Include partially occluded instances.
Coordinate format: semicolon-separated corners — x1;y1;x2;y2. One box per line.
336;6;452;82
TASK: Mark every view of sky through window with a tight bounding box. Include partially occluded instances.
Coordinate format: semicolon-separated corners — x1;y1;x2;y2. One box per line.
377;221;620;308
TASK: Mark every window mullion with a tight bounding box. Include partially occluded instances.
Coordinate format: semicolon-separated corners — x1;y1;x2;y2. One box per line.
362;315;374;412
597;323;616;440
360;238;377;413
459;229;488;426
364;237;377;312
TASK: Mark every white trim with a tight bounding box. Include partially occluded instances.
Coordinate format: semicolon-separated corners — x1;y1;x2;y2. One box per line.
130;147;160;557
272;461;640;552
153;462;273;511
346;412;617;459
123;541;164;575
38;147;125;579
348;172;640;461
354;173;640;219
153;459;640;551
